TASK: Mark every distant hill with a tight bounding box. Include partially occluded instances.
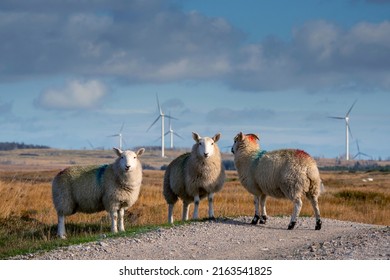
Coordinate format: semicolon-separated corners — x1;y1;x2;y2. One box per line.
0;142;50;151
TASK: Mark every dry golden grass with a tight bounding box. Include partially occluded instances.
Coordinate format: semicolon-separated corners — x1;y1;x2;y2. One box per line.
0;162;389;258
1;169;389;228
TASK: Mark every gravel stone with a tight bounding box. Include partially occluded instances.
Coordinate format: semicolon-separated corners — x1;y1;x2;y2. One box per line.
11;217;389;260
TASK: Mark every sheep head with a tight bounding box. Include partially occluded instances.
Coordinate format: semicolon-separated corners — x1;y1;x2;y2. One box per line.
231;132;260;154
192;132;221;159
113;147;145;172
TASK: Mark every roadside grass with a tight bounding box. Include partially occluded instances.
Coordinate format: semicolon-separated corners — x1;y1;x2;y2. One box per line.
0;169;389;259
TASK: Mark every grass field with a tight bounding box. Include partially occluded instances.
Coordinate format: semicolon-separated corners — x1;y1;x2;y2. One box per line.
0;149;389;259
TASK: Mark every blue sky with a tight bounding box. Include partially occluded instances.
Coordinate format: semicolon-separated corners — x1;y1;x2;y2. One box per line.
0;0;389;159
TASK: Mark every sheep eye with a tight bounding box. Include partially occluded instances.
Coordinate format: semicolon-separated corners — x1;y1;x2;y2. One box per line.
199;143;202;145
211;142;214;145
134;156;136;159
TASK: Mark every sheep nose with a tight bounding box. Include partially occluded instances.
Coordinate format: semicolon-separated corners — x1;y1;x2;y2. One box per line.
125;165;131;171
231;147;234;154
204;153;209;158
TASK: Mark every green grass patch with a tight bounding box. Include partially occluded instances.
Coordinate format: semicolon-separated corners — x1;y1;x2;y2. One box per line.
0;216;165;259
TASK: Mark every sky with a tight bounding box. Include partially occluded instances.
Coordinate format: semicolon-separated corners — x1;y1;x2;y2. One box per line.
0;0;390;159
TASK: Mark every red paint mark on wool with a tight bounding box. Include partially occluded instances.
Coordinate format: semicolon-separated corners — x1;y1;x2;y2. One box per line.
246;134;258;143
295;149;310;158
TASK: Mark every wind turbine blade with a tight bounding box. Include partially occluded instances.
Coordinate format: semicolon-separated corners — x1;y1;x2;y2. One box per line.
146;116;161;132
173;132;184;139
348;123;353;139
119;122;125;133
356;140;361;152
164;131;170;136
328;116;345;120
346;99;358;117
361;153;372;159
156;94;163;115
165;115;178;120
108;134;120;137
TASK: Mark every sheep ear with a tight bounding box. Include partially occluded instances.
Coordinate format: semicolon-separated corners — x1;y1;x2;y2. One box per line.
238;132;245;141
192;132;201;142
213;133;221;143
136;148;145;157
113;147;122;156
248;133;259;141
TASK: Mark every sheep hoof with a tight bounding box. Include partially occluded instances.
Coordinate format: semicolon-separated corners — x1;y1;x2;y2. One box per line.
315;219;322;230
208;216;216;221
251;215;260;225
259;215;267;224
287;221;296;230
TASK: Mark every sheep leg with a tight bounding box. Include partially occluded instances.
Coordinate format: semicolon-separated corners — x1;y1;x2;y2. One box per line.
168;204;175;224
259;194;268;224
118;208;125;232
208;193;215;220
182;202;190;221
308;195;322;230
193;195;200;220
110;210;118;233
57;215;66;239
288;198;303;230
251;196;261;224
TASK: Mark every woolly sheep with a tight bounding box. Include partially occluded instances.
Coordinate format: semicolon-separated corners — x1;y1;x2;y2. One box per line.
231;132;322;230
163;132;226;223
52;147;145;239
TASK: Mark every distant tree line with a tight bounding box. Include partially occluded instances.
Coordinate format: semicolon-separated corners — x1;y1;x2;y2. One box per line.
0;142;50;151
319;161;390;173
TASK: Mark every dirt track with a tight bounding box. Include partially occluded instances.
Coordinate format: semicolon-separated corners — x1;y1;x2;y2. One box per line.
13;216;389;260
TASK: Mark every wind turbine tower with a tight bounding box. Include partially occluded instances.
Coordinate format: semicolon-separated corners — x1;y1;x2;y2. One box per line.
108;123;124;150
147;94;176;157
165;115;183;149
329;100;357;161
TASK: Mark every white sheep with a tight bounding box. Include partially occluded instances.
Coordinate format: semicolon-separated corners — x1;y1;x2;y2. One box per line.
163;132;226;223
52;147;145;238
231;132;322;230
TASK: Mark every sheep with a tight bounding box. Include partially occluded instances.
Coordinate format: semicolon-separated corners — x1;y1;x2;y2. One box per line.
52;147;145;239
231;132;322;230
163;132;226;223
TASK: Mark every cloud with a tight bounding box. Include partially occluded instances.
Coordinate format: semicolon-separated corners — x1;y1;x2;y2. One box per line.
206;107;275;124
230;20;390;92
0;0;241;83
36;79;107;110
0;1;389;93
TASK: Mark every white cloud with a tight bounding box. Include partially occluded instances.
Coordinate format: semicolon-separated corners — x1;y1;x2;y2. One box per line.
36;79;107;110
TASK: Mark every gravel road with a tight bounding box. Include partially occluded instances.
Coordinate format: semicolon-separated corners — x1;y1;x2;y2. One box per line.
13;217;389;260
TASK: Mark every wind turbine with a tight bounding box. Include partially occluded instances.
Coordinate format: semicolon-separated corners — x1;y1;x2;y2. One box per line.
108;122;124;150
165;115;183;149
353;139;372;160
147;94;176;157
329;99;357;161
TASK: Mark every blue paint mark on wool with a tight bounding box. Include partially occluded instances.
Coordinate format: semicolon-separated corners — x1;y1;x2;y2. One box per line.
253;150;267;161
96;164;108;187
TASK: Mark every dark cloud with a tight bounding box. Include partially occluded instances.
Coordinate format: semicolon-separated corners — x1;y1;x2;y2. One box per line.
0;1;389;93
230;20;390;92
0;0;242;82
